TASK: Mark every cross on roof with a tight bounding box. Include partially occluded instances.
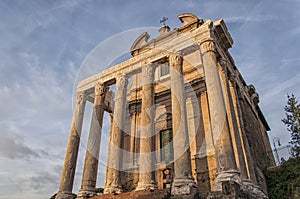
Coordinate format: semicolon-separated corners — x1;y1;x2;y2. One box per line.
160;17;168;26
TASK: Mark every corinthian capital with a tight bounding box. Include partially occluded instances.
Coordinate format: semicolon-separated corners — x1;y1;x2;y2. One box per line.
143;64;154;76
76;92;87;106
95;82;108;96
116;74;128;90
200;40;215;53
169;53;182;67
228;73;236;84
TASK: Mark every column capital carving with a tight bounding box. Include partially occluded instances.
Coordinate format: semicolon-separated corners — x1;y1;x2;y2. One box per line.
219;59;228;74
95;82;108;97
116;73;128;90
168;53;182;67
200;39;216;54
143;63;154;75
228;73;236;84
237;87;245;101
76;92;87;106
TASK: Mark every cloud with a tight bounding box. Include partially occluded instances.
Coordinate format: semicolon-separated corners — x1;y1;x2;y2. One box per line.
262;73;300;103
0;0;299;198
0;133;40;159
27;172;59;192
225;15;278;24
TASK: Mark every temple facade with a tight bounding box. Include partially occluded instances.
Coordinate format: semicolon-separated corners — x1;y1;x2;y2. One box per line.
56;13;275;199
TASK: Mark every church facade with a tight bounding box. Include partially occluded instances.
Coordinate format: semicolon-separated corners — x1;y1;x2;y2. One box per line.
56;13;275;199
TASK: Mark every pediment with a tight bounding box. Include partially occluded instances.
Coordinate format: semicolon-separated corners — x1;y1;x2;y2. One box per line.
130;32;150;55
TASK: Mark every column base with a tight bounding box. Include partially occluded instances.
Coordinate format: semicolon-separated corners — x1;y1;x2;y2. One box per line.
135;181;157;191
214;169;241;192
55;191;76;199
171;178;199;199
241;180;268;199
103;186;123;194
77;189;96;198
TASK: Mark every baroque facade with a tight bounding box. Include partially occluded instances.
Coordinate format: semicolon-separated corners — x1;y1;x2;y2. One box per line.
56;13;275;199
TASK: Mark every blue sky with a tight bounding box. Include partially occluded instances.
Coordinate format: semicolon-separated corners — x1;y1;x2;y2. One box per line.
0;0;299;198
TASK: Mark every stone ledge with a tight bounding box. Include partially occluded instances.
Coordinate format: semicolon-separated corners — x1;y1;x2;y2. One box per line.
90;189;170;199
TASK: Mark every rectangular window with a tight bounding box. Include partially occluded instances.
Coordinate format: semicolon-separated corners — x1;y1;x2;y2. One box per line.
160;63;170;77
160;129;173;163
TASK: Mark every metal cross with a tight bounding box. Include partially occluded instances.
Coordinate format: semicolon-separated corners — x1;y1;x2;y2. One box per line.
160;17;168;26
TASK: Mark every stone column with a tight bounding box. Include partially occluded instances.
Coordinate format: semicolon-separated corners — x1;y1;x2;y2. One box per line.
104;74;128;194
169;54;199;197
78;82;108;197
130;112;137;165
200;39;240;191
200;91;217;190
218;63;248;180
136;64;156;190
56;92;87;199
229;75;257;184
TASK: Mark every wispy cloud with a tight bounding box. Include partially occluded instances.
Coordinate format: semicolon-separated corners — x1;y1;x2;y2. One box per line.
225;15;278;24
0;0;299;198
0;132;41;159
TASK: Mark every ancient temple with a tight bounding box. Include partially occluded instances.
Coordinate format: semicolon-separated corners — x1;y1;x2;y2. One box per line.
55;13;275;199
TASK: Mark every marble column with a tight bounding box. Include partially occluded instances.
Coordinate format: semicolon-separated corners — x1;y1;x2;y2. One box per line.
136;64;156;191
104;74;128;194
78;82;108;197
169;54;199;197
56;92;87;199
218;63;248;180
228;75;257;184
200;39;240;191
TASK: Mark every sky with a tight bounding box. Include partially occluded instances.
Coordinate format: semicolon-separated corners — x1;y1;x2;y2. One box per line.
0;0;300;198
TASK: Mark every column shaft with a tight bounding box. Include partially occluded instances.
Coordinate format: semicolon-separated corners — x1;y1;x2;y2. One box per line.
200;39;240;191
56;92;86;199
200;91;217;190
130;112;137;165
104;75;128;194
169;54;198;196
231;81;257;184
78;83;108;197
136;64;156;190
218;64;248;180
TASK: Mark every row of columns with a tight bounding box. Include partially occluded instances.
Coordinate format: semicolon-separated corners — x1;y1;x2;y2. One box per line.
57;38;249;198
56;53;198;198
200;39;241;191
201;38;261;193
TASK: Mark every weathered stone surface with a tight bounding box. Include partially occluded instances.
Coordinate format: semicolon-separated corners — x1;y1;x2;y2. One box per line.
169;54;199;198
136;64;157;191
56;92;86;199
78;83;108;197
91;190;170;199
56;13;275;199
103;75;128;194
